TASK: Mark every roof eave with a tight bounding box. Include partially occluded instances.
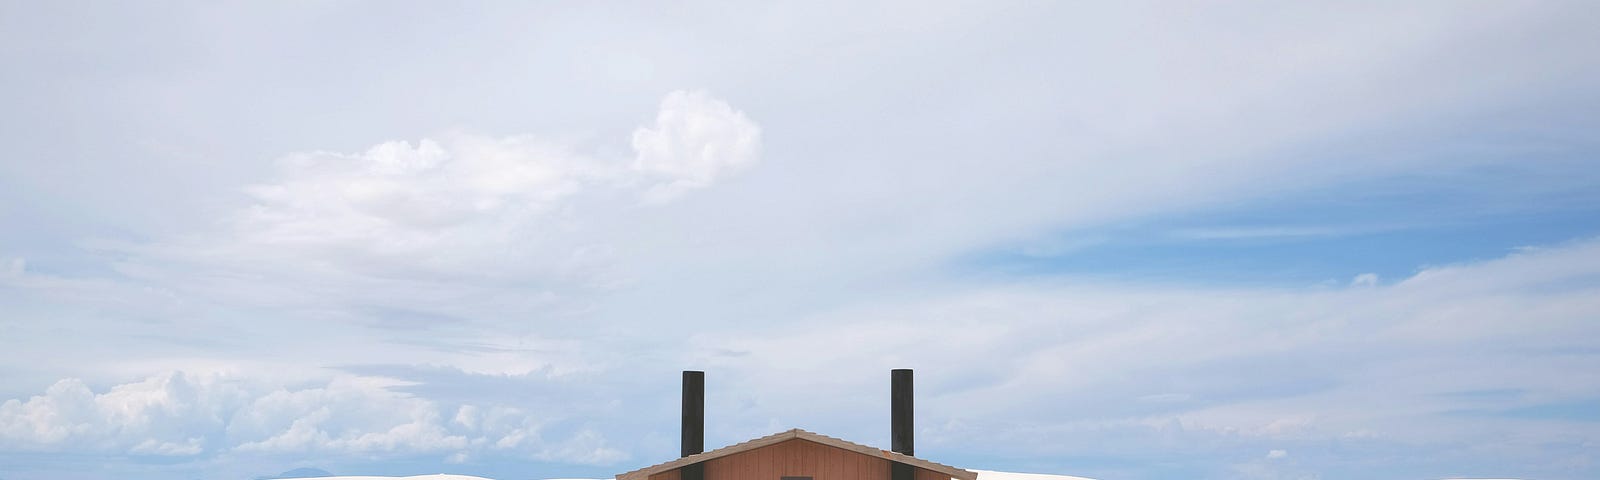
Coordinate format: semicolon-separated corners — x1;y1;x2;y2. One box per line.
613;429;977;480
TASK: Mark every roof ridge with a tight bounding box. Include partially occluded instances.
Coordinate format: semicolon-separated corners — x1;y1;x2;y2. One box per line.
614;428;976;480
789;430;974;478
614;429;796;478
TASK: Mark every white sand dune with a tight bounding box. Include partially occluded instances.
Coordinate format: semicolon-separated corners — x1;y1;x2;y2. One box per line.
280;472;1094;480
971;470;1097;480
280;476;497;480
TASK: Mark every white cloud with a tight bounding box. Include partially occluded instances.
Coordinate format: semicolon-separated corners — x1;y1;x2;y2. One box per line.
0;372;623;464
1138;393;1194;403
532;428;630;465
671;237;1600;473
226;376;471;454
0;2;1596;478
0;373;238;455
34;90;767;354
233;89;752;258
631;90;762;203
1266;449;1288;459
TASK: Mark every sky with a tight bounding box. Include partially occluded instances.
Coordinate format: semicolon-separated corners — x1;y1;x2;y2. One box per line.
1;1;1599;480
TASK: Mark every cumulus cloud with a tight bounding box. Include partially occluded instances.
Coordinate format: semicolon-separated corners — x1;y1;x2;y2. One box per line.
0;373;236;456
198;89;760;280
631;90;762;203
0;372;623;464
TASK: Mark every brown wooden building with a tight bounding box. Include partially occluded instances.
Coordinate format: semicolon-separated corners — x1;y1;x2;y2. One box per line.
616;429;975;480
615;370;976;480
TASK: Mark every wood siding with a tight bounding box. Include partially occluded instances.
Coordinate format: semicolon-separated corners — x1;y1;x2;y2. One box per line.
646;439;951;480
915;468;952;480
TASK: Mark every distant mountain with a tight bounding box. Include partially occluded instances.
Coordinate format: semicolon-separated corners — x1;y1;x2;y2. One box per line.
253;467;334;480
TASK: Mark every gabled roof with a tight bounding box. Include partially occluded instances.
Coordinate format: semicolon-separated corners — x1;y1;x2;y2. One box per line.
615;429;978;480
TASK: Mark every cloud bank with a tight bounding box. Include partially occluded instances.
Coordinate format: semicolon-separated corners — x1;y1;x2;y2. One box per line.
0;372;623;464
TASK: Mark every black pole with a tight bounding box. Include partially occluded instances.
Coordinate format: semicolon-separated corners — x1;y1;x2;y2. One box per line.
682;371;704;457
891;369;914;480
891;369;913;455
682;371;705;480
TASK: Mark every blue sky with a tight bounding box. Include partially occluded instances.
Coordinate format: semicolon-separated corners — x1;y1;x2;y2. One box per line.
2;2;1599;480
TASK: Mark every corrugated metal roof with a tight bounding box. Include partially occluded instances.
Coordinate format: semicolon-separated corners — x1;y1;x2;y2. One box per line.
614;428;978;480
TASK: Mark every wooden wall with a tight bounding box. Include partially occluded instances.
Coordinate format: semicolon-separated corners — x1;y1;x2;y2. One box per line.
645;439;952;480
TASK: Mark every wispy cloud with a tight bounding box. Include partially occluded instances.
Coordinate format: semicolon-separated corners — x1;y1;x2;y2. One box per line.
2;2;1599;480
1168;225;1370;241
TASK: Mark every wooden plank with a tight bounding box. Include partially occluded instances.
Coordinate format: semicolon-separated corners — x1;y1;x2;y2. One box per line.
916;467;952;480
832;442;842;479
787;440;800;476
759;438;773;480
649;468;680;480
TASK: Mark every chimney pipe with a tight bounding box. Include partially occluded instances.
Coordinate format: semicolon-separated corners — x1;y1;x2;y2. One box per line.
891;369;913;455
681;371;705;480
891;369;914;480
682;371;704;457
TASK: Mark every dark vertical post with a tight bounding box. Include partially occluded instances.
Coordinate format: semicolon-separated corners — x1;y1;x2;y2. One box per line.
891;369;914;480
682;370;704;457
682;371;705;480
891;369;914;455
